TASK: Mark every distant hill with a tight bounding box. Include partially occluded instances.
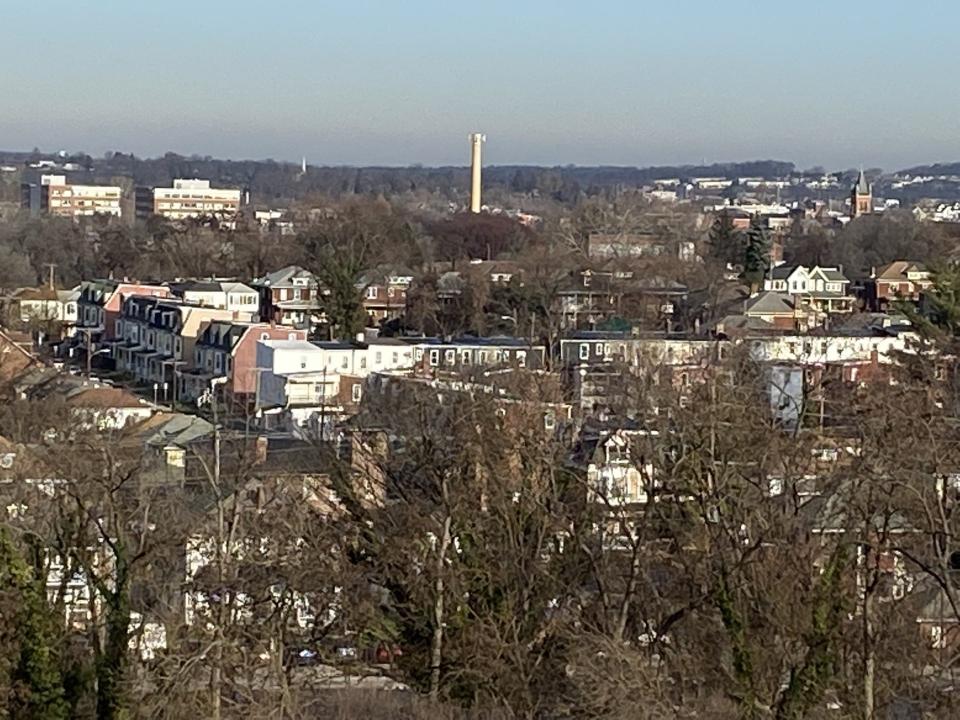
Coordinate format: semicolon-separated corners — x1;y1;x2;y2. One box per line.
897;162;960;177
0;150;795;204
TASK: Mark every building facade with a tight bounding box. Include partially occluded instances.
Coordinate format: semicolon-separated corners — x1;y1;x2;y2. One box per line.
135;179;241;222
21;175;122;218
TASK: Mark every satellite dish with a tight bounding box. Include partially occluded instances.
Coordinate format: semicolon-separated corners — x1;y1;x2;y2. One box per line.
43;428;58;444
0;454;14;469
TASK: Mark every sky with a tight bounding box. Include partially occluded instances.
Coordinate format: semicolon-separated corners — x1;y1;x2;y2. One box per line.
2;0;958;170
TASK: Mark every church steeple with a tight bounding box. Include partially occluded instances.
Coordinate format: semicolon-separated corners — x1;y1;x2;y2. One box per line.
851;168;872;218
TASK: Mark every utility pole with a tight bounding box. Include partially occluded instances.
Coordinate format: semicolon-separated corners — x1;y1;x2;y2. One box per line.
85;328;93;380
43;263;57;291
211;395;223;720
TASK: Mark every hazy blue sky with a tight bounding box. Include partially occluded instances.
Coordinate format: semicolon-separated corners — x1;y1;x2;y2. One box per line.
2;0;957;169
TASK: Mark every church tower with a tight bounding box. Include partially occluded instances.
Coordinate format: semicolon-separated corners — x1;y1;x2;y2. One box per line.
851;169;872;218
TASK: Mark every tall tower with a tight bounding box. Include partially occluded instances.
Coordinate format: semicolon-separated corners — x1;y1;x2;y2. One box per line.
469;133;486;213
851;168;872;218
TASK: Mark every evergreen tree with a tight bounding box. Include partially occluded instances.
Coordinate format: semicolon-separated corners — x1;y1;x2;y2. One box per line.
0;531;68;720
741;219;770;292
707;210;745;266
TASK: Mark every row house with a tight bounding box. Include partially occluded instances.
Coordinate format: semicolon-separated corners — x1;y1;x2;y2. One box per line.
559;332;721;410
764;264;854;316
748;329;915;367
112;296;234;390
167;280;260;320
559;332;719;369
407;336;546;373
250;266;326;330
76;279;170;344
181;322;307;405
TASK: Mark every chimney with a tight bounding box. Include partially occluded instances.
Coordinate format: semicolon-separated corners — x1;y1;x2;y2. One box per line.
469;133;486;213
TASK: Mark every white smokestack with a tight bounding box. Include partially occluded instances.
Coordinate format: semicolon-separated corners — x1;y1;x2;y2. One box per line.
469;133;486;213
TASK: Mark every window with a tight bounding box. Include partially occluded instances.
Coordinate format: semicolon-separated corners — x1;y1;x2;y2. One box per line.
429;349;440;366
387;287;395;298
261;332;269;341
478;350;488;364
544;411;556;431
415;348;423;361
445;349;455;364
300;356;307;369
341;356;349;369
517;350;527;368
392;351;399;364
360;356;367;369
366;287;378;299
461;349;472;365
375;351;382;364
288;332;297;340
293;289;302;301
352;383;362;402
579;343;590;360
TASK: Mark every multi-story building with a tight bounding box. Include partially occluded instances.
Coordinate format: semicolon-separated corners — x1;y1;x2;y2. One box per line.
764;265;854;316
167;280;260;320
112;295;234;392
182;322;306;405
75;279;171;367
406;336;545;372
135;179;242;223
21;175;122;218
359;269;414;324
250;266;325;330
864;261;932;311
13;286;80;337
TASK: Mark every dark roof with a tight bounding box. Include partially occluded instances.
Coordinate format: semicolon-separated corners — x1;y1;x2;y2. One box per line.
168;280;223;294
744;291;796;315
770;265;798;280
855;169;871;194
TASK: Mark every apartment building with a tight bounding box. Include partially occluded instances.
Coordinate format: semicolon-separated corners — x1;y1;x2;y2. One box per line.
21;175;122;218
135;179;242;222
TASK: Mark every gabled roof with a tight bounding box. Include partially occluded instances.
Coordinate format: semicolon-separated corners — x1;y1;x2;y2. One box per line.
810;266;848;282
252;266;316;287
855;169;871;194
769;264;802;281
65;386;149;410
744;291;796;315
875;261;928;281
133;412;214;448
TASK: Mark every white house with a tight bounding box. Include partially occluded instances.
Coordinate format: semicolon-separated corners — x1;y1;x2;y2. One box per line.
764;265;854;315
168;281;260;321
